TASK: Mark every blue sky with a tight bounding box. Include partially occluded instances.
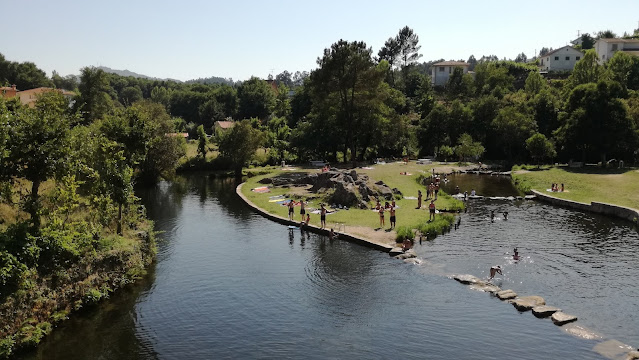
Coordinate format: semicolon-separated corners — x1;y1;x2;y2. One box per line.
2;0;639;81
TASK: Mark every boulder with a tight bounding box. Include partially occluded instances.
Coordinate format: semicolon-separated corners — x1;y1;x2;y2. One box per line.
394;250;416;260
358;183;371;202
469;284;501;293
532;305;561;318
627;350;639;360
389;247;404;256
512;296;545;311
350;170;358;181
391;187;402;196
258;177;273;184
376;184;394;200
496;289;517;300
551;312;578;326
358;201;369;209
404;258;422;265
453;274;482;285
330;182;359;207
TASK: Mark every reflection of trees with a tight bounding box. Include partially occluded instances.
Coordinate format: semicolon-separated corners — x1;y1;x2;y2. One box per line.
24;266;160;360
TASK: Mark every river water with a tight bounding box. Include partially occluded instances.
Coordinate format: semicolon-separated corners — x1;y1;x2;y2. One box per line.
22;174;639;359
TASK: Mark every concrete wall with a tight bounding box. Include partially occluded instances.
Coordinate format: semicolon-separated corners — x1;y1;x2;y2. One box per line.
431;66;468;86
532;190;639;223
543;47;583;71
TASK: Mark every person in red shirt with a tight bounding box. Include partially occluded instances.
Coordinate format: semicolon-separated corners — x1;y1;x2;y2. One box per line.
428;200;436;221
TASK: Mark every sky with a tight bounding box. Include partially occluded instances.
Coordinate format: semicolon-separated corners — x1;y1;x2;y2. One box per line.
2;0;639;82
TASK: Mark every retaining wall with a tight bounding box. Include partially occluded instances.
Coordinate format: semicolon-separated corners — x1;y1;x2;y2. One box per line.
236;183;393;253
532;190;639;223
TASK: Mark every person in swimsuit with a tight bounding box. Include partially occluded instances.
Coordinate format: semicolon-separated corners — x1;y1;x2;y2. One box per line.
434;183;439;200
490;210;495;222
305;213;310;225
503;211;509;220
329;228;335;240
417;190;422;209
513;248;519;260
288;200;295;220
300;199;306;220
379;206;385;228
320;204;327;229
429;200;436;221
390;206;396;229
489;265;502;279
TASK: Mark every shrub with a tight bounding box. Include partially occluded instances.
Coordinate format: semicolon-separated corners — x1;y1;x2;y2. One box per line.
395;226;415;242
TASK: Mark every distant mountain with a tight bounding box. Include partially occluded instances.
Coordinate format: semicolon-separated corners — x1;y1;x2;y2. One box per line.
97;66;181;82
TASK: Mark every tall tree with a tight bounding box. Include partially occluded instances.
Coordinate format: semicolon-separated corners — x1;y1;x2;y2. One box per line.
396;26;423;69
218;119;264;176
77;66;112;123
569;49;603;86
526;133;556;165
514;52;528;63
596;30;617;39
378;37;400;86
237;77;275;120
580;33;595;49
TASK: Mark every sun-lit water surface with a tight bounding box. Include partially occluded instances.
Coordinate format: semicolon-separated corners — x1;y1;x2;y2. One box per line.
22;174;638;359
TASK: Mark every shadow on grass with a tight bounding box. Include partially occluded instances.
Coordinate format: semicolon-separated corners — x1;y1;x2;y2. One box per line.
561;165;637;175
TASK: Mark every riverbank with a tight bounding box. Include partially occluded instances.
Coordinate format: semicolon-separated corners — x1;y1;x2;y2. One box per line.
512;166;639;223
239;162;467;244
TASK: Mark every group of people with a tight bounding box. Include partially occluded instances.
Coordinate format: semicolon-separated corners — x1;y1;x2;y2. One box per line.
416;190;438;222
550;183;565;192
376;199;397;229
288;199;328;229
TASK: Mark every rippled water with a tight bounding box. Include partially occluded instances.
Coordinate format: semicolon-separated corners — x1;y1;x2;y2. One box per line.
22;174;638;359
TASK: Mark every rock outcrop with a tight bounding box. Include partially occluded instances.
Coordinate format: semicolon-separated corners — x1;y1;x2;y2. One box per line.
511;296;545;311
551;312;577;325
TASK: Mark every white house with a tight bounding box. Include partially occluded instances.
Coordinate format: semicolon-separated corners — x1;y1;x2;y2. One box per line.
430;61;469;86
594;38;639;64
538;46;584;72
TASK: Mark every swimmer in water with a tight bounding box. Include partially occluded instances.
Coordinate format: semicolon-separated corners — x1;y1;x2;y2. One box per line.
490;210;495;222
513;248;519;260
489;265;503;279
503;211;508;220
329;228;335;240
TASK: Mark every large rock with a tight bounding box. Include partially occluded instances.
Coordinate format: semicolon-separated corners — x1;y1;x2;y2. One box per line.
512;296;545;311
561;324;602;340
470;283;501;293
626;350;639;360
394;250;416;260
453;274;482;285
330;182;359;206
593;340;635;359
532;305;561;318
389;247;405;256
551;312;578;325
350;170;358;181
496;289;517;300
376;184;395;200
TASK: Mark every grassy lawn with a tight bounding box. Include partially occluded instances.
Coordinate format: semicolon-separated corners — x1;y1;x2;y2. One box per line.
512;166;639;210
241;162;467;240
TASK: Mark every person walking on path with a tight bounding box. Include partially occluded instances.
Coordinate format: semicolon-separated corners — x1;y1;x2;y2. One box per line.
389;206;396;229
417;190;422;209
429;200;436;221
379;206;385;228
320;204;327;229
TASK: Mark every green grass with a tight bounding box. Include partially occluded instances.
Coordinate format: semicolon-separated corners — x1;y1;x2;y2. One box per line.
512;166;639;210
241;162;465;241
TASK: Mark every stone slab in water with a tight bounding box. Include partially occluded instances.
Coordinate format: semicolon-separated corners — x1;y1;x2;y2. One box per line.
626;350;639;360
561;324;602;340
394;250;416;260
532;305;561;318
469;283;501;293
512;296;545;311
593;339;635;359
551;311;578;325
524;195;536;200
453;274;482;285
389;247;404;256
496;289;517;300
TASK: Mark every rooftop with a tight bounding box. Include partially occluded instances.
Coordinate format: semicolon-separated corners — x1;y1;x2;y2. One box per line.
433;61;469;67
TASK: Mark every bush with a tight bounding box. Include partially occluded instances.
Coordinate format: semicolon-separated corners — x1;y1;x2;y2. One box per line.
395;226;415;242
0;251;27;296
416;214;456;239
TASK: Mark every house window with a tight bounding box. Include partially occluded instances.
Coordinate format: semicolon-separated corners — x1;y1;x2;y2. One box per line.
576;56;580;61
566;56;570;60
439;67;444;72
612;44;618;51
555;56;559;60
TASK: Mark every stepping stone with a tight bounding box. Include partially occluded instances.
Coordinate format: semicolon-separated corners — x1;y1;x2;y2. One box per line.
453;274;482;285
593;339;635;359
551;311;578;325
561;324;602;340
626;350;639;360
524;195;536;200
512;296;545;311
389;247;404;256
394;250;416;260
470;283;501;293
496;289;517;300
532;305;561;318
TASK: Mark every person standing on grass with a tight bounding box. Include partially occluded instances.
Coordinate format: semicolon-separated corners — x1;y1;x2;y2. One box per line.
417;190;422;209
429;200;436;221
299;199;306;221
379;206;385;228
389;206;396;229
288;200;296;221
320;204;327;229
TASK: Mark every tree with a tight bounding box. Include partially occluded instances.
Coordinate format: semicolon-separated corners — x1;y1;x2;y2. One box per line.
120;86;143;106
514;52;528;63
467;55;478;71
418;104;449;155
455;133;485;161
307;40;390;162
275;70;293;88
237;77;276;120
7;92;72;228
580;33;595;49
378;37;400;86
524;70;546;95
396;26;423;69
569;49;603;86
533;90;559;137
218;119;264;176
51;70;78;91
491;106;537;161
76;66;112;123
446;67;473;99
526;133;556;165
607;51;639;90
151;86;171;109
596;30;617;39
197;124;207;159
274;84;291;118
539;48;553;57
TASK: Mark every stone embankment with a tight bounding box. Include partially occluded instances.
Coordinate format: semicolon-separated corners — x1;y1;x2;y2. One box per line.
532;190;639;224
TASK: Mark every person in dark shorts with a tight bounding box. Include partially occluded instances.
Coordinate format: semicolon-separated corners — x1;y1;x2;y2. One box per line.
389;206;396;229
288;200;295;220
320;204;327;229
299;199;306;220
428;200;436;221
379;206;385;228
417;190;422;209
489;265;502;279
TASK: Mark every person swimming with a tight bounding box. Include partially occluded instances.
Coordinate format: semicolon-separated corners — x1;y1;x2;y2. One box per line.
490;210;495;222
503;211;509;220
513;247;520;260
489;265;503;279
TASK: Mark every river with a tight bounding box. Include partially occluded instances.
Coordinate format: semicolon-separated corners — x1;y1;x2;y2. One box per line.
21;174;638;359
